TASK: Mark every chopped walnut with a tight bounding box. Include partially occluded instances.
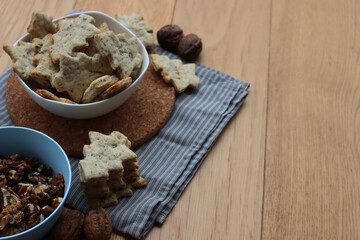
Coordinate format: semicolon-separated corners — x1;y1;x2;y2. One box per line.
24;157;38;170
25;203;35;214
38;175;49;183
17;183;33;198
42;166;53;177
0;202;24;230
37;192;52;207
9;154;21;161
51;197;62;210
0;158;32;184
27;212;40;228
52;173;65;196
0;185;21;211
0;154;64;237
37;164;44;173
27;173;39;183
45;186;56;199
40;205;54;218
0;222;26;237
0;175;6;185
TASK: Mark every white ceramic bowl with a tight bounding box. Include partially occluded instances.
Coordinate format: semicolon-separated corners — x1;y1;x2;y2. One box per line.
0;126;71;240
13;11;149;119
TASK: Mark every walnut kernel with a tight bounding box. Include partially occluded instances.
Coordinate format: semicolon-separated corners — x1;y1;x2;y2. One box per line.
84;207;112;240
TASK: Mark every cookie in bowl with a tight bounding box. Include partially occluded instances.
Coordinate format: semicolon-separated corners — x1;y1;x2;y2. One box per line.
3;11;149;119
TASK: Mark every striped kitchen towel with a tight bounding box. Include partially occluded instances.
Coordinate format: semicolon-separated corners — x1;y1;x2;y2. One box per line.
0;9;249;239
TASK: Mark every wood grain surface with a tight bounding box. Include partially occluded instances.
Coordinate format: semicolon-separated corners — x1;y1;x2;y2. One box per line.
1;0;359;239
262;0;360;239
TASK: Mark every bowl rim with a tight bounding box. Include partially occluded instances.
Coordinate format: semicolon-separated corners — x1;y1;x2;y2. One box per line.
0;126;71;239
13;10;150;108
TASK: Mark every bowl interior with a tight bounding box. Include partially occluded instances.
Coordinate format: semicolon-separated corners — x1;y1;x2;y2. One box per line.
0;126;71;239
0;127;71;183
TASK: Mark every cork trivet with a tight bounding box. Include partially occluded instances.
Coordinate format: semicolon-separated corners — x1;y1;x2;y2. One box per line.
6;65;175;157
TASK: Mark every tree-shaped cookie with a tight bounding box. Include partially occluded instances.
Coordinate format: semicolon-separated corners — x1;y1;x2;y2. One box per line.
78;131;146;208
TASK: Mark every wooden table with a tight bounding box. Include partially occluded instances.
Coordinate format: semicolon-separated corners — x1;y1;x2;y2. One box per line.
1;0;359;239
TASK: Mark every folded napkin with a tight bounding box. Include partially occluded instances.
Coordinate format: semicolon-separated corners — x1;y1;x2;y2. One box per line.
0;9;249;239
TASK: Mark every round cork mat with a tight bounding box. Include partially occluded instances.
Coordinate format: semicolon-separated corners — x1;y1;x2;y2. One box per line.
6;65;176;158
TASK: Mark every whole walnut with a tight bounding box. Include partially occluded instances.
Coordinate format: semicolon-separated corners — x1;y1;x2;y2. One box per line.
84;207;112;240
51;208;84;240
157;24;184;51
178;33;203;61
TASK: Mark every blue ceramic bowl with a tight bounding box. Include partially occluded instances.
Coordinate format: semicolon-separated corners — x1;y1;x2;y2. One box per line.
0;126;71;240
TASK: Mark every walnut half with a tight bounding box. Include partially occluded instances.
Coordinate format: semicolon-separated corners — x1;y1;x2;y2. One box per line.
84;207;112;240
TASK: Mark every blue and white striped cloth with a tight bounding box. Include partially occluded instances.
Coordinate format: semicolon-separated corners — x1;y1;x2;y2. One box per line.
0;10;249;239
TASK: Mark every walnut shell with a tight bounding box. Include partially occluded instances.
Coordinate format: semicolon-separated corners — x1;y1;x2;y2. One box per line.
51;208;85;240
157;24;184;51
84;207;112;240
178;33;203;61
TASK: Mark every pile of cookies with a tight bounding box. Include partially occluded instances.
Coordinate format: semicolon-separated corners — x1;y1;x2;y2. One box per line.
78;131;146;208
3;11;143;104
